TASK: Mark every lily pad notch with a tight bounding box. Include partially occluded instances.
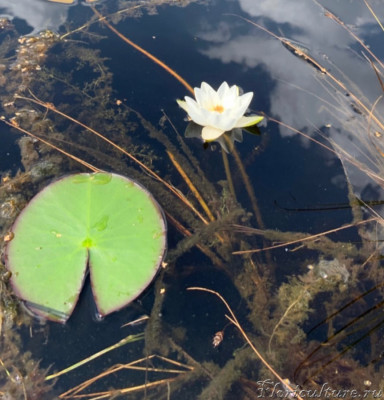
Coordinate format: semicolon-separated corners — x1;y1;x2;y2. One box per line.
5;172;167;323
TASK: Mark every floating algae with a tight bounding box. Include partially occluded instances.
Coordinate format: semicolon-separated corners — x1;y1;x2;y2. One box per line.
312;257;350;283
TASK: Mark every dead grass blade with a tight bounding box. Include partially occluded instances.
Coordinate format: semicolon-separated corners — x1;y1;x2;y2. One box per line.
0;118;100;172
45;333;144;381
62;378;177;399
187;286;305;400
167;150;214;223
91;7;266;230
294;284;384;384
91;6;194;95
13;94;209;225
232;217;377;255
60;354;192;399
364;0;384;32
229;12;384;133
315;1;384;71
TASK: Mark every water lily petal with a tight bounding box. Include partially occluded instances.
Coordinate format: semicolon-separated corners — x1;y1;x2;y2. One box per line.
200;82;220;108
222;84;240;109
176;99;189;114
194;87;207;108
184;96;210;126
235;115;264;128
212;114;238;131
195;86;217;109
187;98;237;131
217;82;230;98
215;135;231;153
197;106;228;129
216;129;243;153
231;128;244;143
236;91;254;116
199;106;237;131
201;126;225;141
219;91;254;126
178;81;263;147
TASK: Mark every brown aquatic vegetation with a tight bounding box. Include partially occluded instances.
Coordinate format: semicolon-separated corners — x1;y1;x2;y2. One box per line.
0;328;56;399
1;1;384;399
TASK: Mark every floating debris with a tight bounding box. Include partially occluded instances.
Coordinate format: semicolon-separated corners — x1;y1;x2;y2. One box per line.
212;330;224;347
10;30;59;85
0;17;12;31
281;37;326;73
312;257;350;283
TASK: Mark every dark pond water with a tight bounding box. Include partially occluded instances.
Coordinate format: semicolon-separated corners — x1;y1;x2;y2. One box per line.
1;0;384;399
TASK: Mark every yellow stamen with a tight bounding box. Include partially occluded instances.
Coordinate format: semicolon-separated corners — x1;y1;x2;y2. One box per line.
212;104;224;113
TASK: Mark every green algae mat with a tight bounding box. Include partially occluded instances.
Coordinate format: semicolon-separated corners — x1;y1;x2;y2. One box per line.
5;173;167;322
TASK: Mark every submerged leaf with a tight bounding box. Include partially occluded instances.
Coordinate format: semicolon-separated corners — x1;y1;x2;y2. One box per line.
5;173;167;322
243;124;262;136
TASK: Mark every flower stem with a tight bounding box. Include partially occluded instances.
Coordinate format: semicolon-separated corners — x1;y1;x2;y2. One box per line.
221;148;236;200
224;136;265;229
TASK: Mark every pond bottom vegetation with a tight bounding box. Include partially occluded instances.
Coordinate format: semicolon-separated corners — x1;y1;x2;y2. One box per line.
0;1;384;399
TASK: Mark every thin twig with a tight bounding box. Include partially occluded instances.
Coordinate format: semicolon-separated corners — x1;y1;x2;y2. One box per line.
91;6;194;94
45;333;144;381
233;217;377;255
187;287;304;400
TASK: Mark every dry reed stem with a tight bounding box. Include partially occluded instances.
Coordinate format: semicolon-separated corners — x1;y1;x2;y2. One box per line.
0;119;100;172
167;150;228;245
187;286;305;400
233;217;377;255
366;56;384;93
61;354;192;398
60;4;143;40
4;104;222;264
317;0;384;70
364;0;384;32
227;137;265;229
296;307;384;385
160;109;213;190
61;356;191;398
221;148;236;199
62;378;177;399
121;314;149;328
164;210;225;268
166;150;214;223
0;358;14;382
265;115;384;189
91;6;264;236
91;7;194;95
13;94;210;225
45;333;144;381
10;94;226;264
231;12;384;132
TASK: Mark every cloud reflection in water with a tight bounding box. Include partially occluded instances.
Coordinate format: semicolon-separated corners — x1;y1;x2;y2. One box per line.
0;0;75;33
199;0;384;211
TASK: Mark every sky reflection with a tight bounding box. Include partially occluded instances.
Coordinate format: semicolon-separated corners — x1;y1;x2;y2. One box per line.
199;0;384;203
2;0;384;209
0;0;75;33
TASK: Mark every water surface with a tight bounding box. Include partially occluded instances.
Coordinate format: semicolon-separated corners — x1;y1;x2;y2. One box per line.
1;0;384;399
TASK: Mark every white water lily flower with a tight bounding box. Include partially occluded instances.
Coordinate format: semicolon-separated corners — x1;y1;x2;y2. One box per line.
177;81;264;141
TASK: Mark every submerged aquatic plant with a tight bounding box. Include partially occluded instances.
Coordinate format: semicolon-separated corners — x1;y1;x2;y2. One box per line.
3;1;384;398
177;81;264;150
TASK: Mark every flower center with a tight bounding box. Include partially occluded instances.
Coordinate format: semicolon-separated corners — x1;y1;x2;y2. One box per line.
212;104;224;113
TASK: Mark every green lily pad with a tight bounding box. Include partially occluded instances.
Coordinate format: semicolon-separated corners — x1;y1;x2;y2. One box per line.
5;172;167;323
